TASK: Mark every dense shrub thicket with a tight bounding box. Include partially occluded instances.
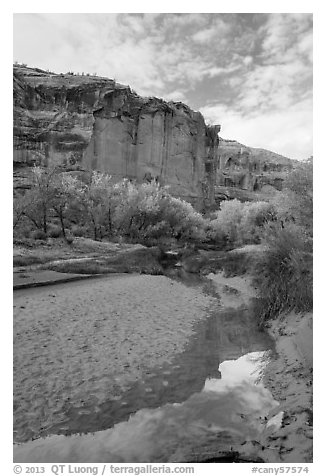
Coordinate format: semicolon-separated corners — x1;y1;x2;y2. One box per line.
253;222;313;325
208;199;276;245
253;158;313;323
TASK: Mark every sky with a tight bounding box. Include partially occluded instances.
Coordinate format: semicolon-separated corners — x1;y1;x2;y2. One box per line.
13;13;313;160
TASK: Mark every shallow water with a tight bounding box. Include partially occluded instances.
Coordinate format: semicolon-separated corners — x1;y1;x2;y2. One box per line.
14;350;278;463
42;304;275;440
14;273;278;462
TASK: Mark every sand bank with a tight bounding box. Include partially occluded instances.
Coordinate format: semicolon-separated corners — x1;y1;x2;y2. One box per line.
238;311;313;463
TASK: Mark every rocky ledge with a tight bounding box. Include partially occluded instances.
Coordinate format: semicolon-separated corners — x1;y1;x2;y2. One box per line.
213;138;296;205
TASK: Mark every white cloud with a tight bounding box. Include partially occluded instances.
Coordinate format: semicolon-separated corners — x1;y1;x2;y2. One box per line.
298;31;313;62
160;13;207;29
237;60;310;112
120;14;146;34
14;13;238;96
243;56;253;66
163;90;187;102
13;13;313;160
260;13;312;63
192;27;217;43
200;97;312;160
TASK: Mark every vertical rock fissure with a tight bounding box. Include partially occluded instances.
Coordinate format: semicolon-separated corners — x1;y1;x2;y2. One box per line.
90;111;99;170
161;111;168;178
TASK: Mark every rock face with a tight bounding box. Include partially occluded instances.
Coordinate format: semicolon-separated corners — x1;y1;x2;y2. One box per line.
214;138;295;204
13;65;220;208
13;65;296;208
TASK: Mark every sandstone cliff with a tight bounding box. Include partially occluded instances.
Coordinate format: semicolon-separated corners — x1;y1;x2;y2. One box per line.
13;65;220;208
214;138;295;203
13;65;295;209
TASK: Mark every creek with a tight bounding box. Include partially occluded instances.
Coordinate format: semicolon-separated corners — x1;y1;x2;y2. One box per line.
14;271;278;462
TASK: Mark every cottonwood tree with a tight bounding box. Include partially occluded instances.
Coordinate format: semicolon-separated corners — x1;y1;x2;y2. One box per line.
76;172;116;241
13;192;29;229
22;166;58;234
51;174;81;240
112;180;165;239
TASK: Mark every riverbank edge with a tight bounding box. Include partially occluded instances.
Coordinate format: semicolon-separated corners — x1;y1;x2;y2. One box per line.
204;253;313;464
251;310;313;463
225;276;313;464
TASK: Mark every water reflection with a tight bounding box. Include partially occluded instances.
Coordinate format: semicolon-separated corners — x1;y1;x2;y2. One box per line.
214;350;272;386
14;273;278;462
14;351;278;463
43;305;274;440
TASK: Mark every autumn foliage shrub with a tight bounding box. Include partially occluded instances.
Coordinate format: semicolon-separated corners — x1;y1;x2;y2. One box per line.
109;180;207;244
13;168;208;246
208;199;276;246
253;222;313;325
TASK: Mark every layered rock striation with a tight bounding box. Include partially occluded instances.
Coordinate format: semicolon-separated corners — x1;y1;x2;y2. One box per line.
214;138;295;203
13;65;220;207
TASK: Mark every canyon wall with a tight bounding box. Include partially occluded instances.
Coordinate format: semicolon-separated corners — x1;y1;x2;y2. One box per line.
13;65;295;209
13;66;220;208
214;138;295;203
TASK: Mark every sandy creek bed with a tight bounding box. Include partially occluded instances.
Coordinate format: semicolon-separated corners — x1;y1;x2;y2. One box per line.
14;272;278;462
14;274;216;442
